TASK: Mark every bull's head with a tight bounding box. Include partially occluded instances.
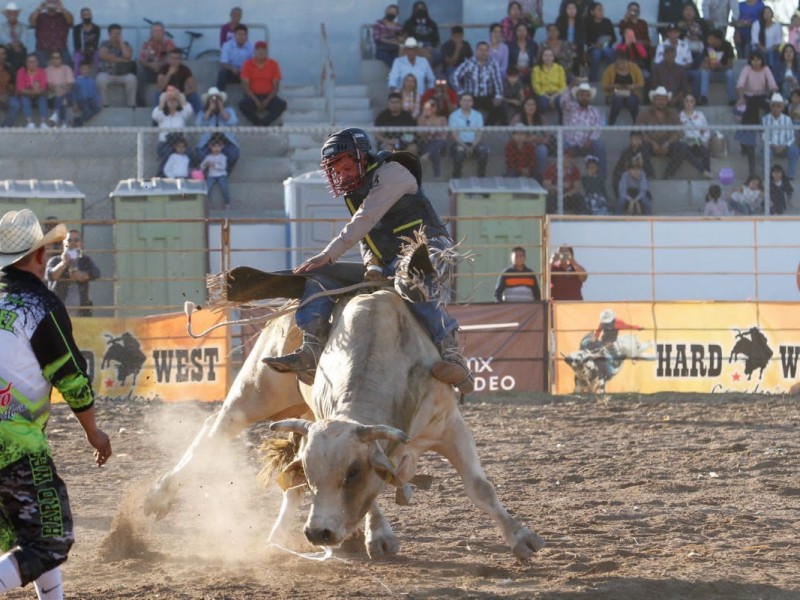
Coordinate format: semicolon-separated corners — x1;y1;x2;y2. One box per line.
270;418;409;548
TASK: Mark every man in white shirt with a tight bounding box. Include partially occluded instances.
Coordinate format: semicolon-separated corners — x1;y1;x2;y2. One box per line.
762;93;799;179
654;24;693;66
387;37;435;93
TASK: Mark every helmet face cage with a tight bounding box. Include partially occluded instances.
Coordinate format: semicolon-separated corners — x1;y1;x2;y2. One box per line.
321;129;371;196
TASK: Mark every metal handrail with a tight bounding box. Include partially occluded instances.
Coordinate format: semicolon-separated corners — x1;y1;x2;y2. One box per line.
320;23;336;125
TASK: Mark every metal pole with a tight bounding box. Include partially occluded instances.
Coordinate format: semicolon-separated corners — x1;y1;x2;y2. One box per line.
762;125;770;215
136;130;144;180
556;129;564;214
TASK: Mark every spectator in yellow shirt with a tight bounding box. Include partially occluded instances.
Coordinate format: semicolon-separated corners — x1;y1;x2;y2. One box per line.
532;47;566;123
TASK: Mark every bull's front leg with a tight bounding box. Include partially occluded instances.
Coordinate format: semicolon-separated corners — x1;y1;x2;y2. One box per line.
268;484;308;547
435;412;545;560
365;501;398;558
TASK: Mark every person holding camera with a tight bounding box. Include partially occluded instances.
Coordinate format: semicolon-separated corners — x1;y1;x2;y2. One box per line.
45;229;100;317
550;245;587;301
195;86;240;174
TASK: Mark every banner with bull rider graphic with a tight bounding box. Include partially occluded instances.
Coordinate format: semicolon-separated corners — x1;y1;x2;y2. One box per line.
51;310;229;403
553;302;800;395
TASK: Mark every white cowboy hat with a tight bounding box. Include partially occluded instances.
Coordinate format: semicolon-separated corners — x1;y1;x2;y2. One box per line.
403;37;419;49
648;86;672;101
600;309;616;324
571;82;596;99
4;2;19;12
769;92;786;105
201;86;228;104
0;209;66;269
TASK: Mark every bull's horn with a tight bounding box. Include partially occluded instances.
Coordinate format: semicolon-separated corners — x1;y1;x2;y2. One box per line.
270;419;312;436
355;425;410;445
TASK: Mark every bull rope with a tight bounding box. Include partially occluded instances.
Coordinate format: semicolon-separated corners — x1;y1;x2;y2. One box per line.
184;280;391;339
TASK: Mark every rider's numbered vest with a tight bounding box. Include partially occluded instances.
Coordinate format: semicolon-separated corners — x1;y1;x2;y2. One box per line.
344;152;449;264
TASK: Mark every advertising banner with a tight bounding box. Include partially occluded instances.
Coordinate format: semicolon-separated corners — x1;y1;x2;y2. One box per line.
53;310;229;403
553;302;800;394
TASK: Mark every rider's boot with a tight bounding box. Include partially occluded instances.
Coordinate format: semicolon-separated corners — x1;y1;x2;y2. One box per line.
431;329;474;394
263;318;330;384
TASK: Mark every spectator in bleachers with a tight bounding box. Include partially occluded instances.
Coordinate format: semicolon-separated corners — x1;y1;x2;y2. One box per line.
96;24;136;108
71;7;98;76
29;0;72;67
45;228;100;316
400;73;420;117
45;50;72;127
488;23;509;75
72;59;100;126
502;66;525;123
789;11;800;51
655;23;699;99
612;130;654;194
734;0;764;58
560;81;607;176
543;150;584;213
155;48;202;114
0;45;19;126
581;154;611;214
510;96;551;181
618;2;651;50
200;134;232;209
0;2;27;72
374;91;418;153
636;86;687;179
617;154;652;214
532;47;567;123
402;2;440;68
734;97;760;176
788;88;800;123
550;246;588;300
769;164;793;214
388;37;435;95
762;93;799;180
441;26;472;80
539;23;576;75
703;0;739;33
520;0;544;29
585;2;617;82
601;50;643;124
417;98;448;180
558;0;593;21
703;184;730;215
679;94;713;178
494;247;541;302
152;88;194;164
678;3;709;68
736;50;777;114
657;0;691;38
138;21;174;106
420;77;457;116
615;24;650;79
507;22;539;82
373;4;402;68
700;29;736;106
195;86;239;173
216;24;252;92
773;44;800;100
556;1;586;77
750;6;782;69
729;174;763;214
15;53;48;128
504;123;537;177
448;92;489;178
162;134;190;179
239;41;286;127
220;7;243;48
652;45;689;108
501;2;527;43
452;41;505;125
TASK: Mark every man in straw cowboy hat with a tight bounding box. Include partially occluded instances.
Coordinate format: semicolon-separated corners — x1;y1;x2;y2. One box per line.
0;209;111;599
636;85;687;179
559;79;607;177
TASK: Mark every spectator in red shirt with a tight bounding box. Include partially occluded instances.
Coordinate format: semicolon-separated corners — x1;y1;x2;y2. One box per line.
504;124;537;177
550;245;587;300
29;0;73;67
419;77;458;117
137;21;175;106
220;6;243;48
239;41;286;126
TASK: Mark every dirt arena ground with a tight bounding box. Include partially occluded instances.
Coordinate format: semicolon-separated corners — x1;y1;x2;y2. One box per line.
6;392;799;599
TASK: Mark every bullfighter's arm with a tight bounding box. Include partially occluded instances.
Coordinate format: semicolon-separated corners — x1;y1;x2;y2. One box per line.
614;318;644;331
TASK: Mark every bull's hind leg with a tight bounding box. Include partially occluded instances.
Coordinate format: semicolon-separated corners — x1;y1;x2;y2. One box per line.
365;501;399;558
435;412;545;560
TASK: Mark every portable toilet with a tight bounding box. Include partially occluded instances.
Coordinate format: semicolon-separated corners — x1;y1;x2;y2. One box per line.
110;178;208;317
0;179;84;225
449;177;547;303
284;170;361;266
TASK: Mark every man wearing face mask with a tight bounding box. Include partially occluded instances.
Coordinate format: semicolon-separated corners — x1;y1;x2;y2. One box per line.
373;4;402;68
402;2;440;68
71;7;99;75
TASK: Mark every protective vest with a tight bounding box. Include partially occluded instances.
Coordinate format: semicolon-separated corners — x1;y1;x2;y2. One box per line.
344;151;449;264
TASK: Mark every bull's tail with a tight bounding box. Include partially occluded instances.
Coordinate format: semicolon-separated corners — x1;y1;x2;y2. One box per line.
257;435;301;488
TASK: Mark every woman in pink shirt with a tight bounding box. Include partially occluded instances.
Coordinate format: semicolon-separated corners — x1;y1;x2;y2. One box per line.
735;51;777;116
15;53;49;128
45;51;73;127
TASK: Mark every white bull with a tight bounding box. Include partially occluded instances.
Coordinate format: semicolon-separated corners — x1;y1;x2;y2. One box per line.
145;290;544;560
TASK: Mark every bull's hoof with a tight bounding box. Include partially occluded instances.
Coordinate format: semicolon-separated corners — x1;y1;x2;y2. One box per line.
365;530;400;559
511;527;545;560
143;479;178;521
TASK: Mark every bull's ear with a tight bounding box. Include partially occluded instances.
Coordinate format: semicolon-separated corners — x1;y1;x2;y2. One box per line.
270;419;312;436
355;425;409;445
368;443;399;484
